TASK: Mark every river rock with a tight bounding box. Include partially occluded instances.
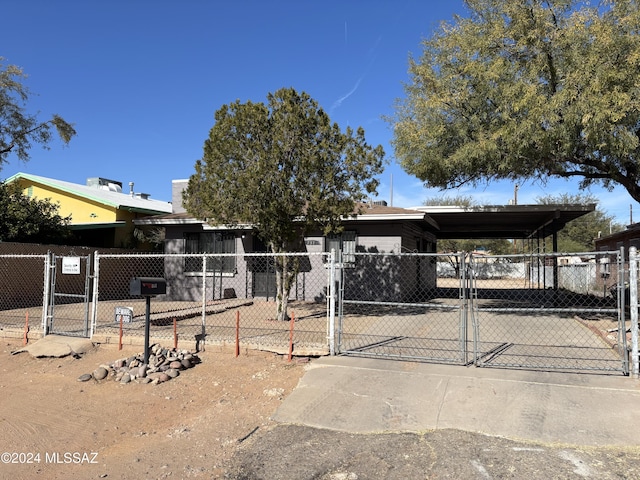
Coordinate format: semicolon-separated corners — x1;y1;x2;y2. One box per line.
83;344;200;386
93;367;109;380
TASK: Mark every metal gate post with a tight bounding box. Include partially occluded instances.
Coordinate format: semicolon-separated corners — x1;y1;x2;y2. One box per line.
461;252;469;365
630;247;638;378
81;254;92;337
328;248;336;355
42;251;53;336
200;255;207;340
90;252;100;337
46;251;57;335
469;253;480;366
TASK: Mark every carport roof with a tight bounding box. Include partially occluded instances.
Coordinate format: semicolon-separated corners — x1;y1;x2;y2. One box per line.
410;204;596;239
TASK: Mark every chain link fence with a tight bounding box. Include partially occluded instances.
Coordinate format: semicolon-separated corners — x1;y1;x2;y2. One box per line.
92;252;330;355
0;247;630;375
0;254;48;334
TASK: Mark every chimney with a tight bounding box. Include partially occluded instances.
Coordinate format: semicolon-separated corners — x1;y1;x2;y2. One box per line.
129;182;134;197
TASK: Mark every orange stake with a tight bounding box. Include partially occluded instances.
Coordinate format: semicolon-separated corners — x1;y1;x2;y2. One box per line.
118;314;123;351
235;311;240;357
23;310;29;346
287;311;295;362
173;317;178;349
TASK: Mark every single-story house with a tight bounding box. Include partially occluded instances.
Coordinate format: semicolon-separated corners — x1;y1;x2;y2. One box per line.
135;180;438;302
6;173;173;248
595;222;640;259
134;179;595;302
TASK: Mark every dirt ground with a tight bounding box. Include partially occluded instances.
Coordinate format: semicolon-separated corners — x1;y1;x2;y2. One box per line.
3;337;640;480
0;338;306;479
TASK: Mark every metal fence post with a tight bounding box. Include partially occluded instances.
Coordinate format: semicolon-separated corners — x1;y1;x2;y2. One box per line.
201;254;207;332
328;248;336;355
462;252;469;365
42;251;53;336
90;252;100;338
630;247;638;378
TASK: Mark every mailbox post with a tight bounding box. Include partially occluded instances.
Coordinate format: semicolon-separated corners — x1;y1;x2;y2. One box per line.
129;277;166;365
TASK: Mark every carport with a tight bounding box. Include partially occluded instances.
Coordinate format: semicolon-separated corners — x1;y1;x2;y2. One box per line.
415;203;597;291
338;203;629;374
414;202;596;246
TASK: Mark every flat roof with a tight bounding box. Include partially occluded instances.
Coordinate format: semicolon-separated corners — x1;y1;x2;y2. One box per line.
135;203;595;240
410;204;596;239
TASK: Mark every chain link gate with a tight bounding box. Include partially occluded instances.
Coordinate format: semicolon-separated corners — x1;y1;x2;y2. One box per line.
336;252;471;364
335;249;628;375
45;253;93;337
469;249;628;374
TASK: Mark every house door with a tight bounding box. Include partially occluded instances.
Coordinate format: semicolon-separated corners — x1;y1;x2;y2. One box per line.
253;268;277;299
251;237;277;299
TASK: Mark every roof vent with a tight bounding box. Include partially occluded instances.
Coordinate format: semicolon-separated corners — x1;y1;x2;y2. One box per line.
135;192;150;200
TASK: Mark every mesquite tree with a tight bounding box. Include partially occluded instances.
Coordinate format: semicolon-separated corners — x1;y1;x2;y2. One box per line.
392;0;640;202
0;58;75;166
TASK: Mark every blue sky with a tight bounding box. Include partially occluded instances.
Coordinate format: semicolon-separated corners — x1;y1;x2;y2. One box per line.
1;0;637;226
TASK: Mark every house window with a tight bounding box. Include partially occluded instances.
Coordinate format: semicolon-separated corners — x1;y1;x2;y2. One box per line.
325;231;356;264
184;232;236;273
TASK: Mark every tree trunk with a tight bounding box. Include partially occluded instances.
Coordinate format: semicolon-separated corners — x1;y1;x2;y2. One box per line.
275;254;289;321
274;253;300;321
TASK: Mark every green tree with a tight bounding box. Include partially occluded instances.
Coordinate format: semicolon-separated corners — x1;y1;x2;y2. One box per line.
0;58;76;165
392;0;640;202
0;182;71;243
536;193;624;251
184;87;385;321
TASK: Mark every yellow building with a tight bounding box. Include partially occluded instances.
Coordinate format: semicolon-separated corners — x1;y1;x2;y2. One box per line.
6;173;172;248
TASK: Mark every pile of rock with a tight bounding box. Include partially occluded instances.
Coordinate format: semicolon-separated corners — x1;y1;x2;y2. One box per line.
78;344;201;385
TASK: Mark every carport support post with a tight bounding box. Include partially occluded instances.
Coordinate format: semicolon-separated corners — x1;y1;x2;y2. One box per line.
144;296;151;365
630;247;638;378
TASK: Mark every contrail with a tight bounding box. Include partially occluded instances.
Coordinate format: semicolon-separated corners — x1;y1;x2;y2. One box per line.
330;76;363;114
344;21;348;47
330;24;382;115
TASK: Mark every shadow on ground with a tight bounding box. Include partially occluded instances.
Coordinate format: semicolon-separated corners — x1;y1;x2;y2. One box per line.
226;425;640;480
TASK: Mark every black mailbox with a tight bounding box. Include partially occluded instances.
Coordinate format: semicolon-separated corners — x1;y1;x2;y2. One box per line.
130;277;166;296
